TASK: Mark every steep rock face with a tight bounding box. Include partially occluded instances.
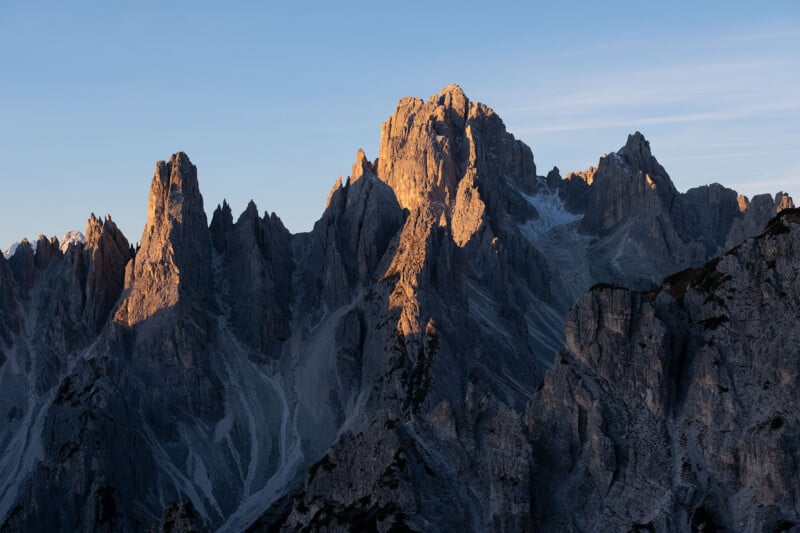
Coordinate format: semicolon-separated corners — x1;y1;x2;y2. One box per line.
116;152;212;326
525;208;800;531
377;83;538;241
560;166;593;212
281;154;407;464
2;155;303;533
1;86;797;533
7;240;36;292
378;84;537;215
115;152;221;420
683;183;741;254
0;251;19;348
295;151;405;314
83;214;132;332
373;85;555;399
576;133;707;288
277;386;532;532
0;216;135;529
546;132;795;291
580;132;680;236
150;501;206;533
272;87;565;532
726;191;794;248
211;200;293;359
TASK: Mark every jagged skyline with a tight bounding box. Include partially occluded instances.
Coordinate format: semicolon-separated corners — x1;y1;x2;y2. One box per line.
1;2;798;250
2;82;797;530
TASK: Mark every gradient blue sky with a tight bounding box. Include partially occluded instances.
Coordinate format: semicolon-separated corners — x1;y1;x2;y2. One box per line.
1;1;798;249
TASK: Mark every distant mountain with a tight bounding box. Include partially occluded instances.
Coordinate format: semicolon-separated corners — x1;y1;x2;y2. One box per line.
527;207;800;531
0;85;794;532
3;230;84;259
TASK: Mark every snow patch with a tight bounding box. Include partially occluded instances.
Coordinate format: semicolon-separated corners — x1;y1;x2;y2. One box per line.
520;190;582;240
3;240;36;259
59;230;85;253
3;230;84;258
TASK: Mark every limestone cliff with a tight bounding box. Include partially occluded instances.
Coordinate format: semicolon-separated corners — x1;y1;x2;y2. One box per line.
0;86;796;533
526;208;800;531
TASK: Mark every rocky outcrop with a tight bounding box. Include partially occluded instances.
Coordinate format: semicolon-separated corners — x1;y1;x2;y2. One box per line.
84;214;131;332
150;501;207;533
580;132;679;235
116;152;212;326
377;84;538;233
726;191;794;248
683;182;741;254
212;200;293;359
525;208;800;531
295;152;404;314
1;86;796;533
542;132;795;291
0;250;19;347
279;385;532;532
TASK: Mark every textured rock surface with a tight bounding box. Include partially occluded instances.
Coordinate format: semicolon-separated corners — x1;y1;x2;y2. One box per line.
116;152;213;326
526;208;800;531
84;214;131;332
547;132;795;291
0;86;796;532
150;501;207;533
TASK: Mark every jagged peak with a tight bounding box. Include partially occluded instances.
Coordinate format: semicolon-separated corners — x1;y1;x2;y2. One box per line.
545;166;562;189
737;195;749;212
350;148;375;183
775;191;794;211
34;235;60;264
142;151;206;241
595;131;676;195
378;85;535;215
325;176;344;209
86;213;121;250
117;151;211;326
565;167;596;186
621;131;651;156
210;200;233;252
438;83;466;98
148;152;201;216
211;200;233;224
431;83;468;106
236;200;260;223
266;211;287;230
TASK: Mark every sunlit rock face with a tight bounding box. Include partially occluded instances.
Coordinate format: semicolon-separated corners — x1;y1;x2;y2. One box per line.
0;86;796;532
116;152;212;327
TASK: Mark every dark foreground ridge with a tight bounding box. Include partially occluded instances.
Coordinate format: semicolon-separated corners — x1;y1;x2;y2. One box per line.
0;86;796;532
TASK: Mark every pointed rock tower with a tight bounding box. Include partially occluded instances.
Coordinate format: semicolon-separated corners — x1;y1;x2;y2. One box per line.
116;152;212;326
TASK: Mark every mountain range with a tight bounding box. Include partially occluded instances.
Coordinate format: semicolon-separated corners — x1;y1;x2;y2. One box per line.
0;84;796;532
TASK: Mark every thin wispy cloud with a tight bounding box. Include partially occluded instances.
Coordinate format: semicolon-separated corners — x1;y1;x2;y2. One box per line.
514;99;800;134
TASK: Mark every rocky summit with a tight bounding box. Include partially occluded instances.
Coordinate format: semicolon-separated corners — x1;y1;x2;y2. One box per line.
0;85;796;532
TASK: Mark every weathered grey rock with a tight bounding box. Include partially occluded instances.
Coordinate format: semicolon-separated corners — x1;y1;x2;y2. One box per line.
683;182;741;253
150;501;207;533
0;249;19;347
209;200;233;252
525;208;800;531
1;86;796;533
215;200;293;360
279;385;532;532
540;132;797;292
7;239;35;292
84;214;131;332
725;191;795;249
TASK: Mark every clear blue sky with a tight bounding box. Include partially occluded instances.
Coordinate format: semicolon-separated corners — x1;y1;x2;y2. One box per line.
1;1;798;249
